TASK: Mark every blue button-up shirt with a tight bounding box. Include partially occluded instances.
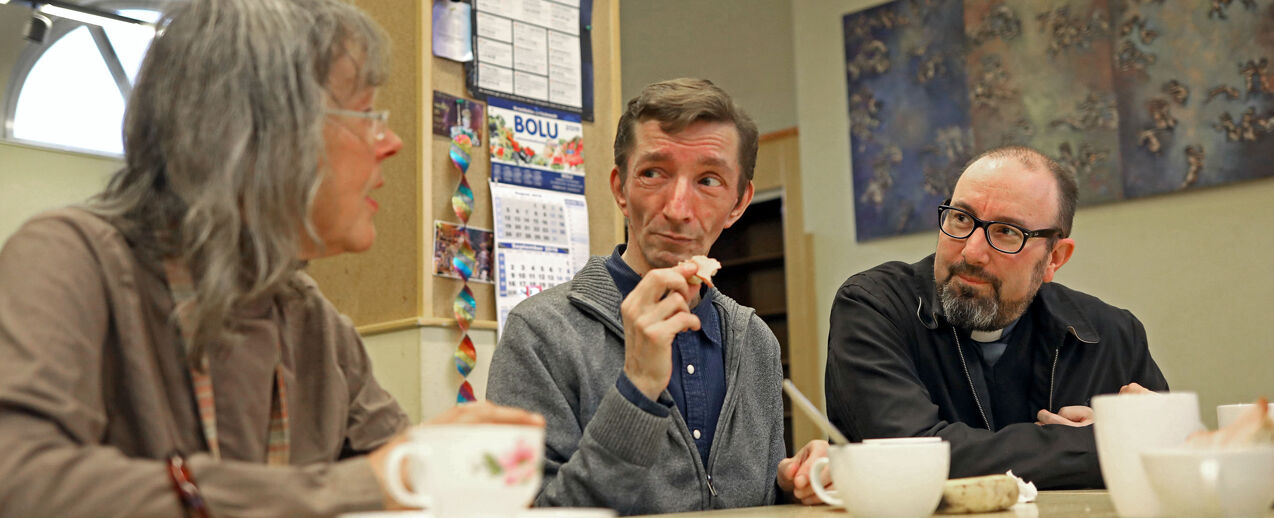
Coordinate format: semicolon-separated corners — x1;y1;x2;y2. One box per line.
607;246;726;468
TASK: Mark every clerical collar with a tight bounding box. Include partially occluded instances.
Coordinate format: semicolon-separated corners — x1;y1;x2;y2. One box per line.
970;329;1004;342
968;318;1021;343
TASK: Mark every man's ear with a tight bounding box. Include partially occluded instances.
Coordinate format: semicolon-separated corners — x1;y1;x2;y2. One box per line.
609;167;629;218
724;181;755;228
1042;238;1075;283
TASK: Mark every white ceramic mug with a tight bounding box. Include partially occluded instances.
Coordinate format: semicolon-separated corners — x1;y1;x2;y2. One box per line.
809;438;950;518
384;424;544;518
1217;402;1274;429
1142;446;1274;518
1093;392;1202;518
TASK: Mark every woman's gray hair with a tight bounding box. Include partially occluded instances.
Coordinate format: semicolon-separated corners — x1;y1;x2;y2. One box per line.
85;0;389;366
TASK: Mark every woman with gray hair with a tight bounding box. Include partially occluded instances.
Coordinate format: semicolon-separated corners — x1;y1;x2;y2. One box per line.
0;0;541;516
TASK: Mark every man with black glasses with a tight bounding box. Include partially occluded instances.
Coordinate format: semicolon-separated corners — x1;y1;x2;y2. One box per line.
825;146;1167;489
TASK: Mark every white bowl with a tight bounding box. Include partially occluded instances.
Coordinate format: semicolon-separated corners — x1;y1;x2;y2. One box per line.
1141;446;1274;518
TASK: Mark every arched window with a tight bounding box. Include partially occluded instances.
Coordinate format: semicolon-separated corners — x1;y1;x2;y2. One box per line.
3;2;172;156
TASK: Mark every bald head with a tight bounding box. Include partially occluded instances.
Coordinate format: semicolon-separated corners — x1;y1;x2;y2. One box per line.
960;146;1078;238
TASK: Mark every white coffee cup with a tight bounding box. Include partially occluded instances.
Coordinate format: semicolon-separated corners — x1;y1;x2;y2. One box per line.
1142;445;1274;518
808;438;950;518
384;424;544;518
1217;403;1274;429
1093;392;1203;518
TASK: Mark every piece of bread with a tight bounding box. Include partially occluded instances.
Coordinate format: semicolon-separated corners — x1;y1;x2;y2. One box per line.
937;474;1020;514
684;255;721;288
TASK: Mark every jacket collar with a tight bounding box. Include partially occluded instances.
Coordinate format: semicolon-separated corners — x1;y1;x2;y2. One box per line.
911;254;1100;344
567;256;627;336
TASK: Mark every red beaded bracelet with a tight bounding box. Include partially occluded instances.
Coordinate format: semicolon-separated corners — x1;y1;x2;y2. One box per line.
166;452;210;518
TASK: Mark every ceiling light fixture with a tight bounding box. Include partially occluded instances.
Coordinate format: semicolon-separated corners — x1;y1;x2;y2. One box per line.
24;12;51;43
8;1;154;31
37;2;153;31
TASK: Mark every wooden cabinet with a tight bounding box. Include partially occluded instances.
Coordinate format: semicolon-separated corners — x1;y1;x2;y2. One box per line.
709;196;795;454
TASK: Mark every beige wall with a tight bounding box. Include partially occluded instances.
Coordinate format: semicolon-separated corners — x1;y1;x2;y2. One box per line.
792;0;1274;428
619;0;797;134
359;326;500;424
0;141;118;244
361;328;424;423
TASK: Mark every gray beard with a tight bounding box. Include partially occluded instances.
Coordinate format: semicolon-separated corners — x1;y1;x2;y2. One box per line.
936;257;1046;331
938;281;1005;331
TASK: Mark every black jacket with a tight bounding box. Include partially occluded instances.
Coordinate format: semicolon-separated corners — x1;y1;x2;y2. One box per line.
825;255;1167;489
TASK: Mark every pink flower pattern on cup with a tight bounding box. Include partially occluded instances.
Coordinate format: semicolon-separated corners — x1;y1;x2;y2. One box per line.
479;438;538;486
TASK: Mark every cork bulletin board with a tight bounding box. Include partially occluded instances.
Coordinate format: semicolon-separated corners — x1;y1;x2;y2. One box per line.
311;0;623;329
428;0;624;323
307;0;424;327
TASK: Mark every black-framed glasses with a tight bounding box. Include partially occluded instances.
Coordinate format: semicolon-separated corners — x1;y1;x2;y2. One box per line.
937;204;1062;254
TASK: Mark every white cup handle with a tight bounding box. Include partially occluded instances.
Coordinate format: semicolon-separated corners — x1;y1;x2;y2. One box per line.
808;457;842;507
385;443;434;509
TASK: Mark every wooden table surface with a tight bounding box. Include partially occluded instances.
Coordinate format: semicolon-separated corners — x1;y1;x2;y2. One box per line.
637;490;1274;517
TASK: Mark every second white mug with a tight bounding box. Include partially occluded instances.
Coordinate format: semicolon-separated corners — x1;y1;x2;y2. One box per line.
1216;402;1274;429
808;438;949;518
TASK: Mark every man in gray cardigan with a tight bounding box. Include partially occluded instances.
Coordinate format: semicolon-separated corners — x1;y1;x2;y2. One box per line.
487;79;829;515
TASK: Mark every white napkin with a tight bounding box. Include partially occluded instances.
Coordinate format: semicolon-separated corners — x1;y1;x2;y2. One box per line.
1006;470;1038;503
